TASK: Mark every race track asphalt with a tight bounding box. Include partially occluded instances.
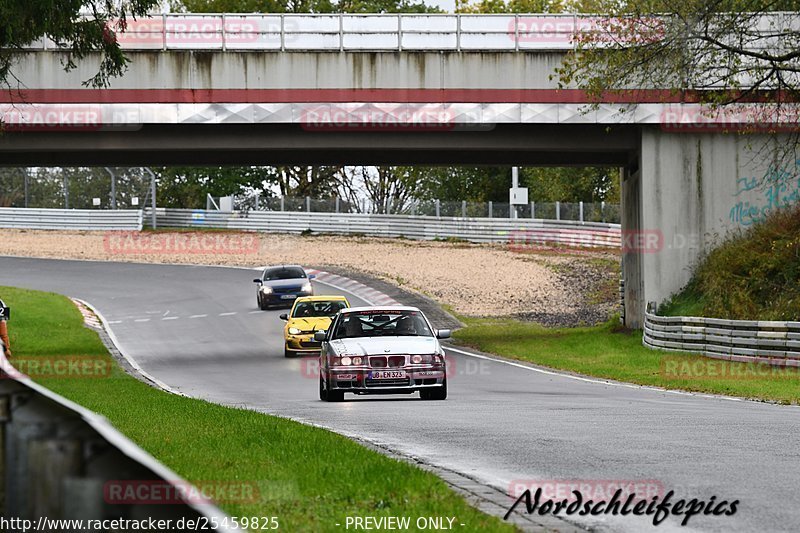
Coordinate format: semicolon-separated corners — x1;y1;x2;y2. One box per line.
1;256;798;533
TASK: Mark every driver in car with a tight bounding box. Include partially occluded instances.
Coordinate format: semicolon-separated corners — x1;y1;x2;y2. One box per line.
395;316;416;335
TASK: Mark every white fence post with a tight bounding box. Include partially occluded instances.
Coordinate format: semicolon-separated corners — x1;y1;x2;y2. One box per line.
579;201;584;222
530;201;535;219
488;201;493;218
556;201;561;221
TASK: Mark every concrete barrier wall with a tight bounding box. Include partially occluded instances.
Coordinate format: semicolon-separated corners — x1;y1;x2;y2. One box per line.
643;311;800;366
150;208;622;248
0;208;142;231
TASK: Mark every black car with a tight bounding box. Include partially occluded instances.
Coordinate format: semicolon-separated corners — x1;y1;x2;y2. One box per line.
254;265;315;310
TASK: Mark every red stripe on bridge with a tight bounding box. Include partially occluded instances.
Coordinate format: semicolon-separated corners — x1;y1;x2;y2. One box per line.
1;88;703;104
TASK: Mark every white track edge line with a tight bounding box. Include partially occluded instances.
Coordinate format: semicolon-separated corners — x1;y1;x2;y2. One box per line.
73;298;185;397
443;345;755;404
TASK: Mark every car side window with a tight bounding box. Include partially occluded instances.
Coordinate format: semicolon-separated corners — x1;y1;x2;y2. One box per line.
328;314;341;340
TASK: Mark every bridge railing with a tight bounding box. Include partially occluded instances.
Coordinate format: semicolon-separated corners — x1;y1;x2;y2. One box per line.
24;14;603;52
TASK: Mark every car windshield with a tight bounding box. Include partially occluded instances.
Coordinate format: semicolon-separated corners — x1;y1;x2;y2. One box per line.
334;310;433;339
263;267;306;281
292;300;348;318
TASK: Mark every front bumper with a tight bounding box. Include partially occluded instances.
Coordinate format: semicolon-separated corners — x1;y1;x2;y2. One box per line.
260;291;312;307
285;334;321;355
328;366;446;394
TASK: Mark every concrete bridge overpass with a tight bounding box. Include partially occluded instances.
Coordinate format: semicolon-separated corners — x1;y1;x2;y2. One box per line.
1;14;794;328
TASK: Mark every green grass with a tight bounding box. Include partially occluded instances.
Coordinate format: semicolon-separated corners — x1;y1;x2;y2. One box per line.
659;287;707;317
453;316;800;404
1;286;514;532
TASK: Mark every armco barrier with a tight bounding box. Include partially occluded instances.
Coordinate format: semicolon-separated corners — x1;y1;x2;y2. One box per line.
149;209;622;248
0;351;237;529
0;208;142;231
643;308;800;366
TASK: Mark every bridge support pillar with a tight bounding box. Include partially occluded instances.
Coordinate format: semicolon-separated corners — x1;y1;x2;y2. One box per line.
621;162;644;329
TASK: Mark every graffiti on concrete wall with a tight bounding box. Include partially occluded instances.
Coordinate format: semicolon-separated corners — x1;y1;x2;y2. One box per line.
729;159;800;226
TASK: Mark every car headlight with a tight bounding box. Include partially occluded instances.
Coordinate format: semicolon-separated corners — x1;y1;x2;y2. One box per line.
288;327;301;335
301;282;313;292
411;354;434;364
352;357;363;366
260;286;273;294
341;356;352;366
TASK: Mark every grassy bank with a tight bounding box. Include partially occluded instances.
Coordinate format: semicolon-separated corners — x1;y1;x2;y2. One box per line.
660;204;800;320
1;286;514;532
453;317;800;404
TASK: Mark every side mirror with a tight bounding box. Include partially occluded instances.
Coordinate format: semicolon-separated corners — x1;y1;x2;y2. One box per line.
436;329;451;339
314;330;327;342
253;278;262;284
279;313;288;321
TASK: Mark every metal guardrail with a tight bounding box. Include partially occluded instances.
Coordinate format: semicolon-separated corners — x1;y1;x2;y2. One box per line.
24;14;600;52
643;308;800;364
0;351;235;528
0;208;142;231
150;208;622;248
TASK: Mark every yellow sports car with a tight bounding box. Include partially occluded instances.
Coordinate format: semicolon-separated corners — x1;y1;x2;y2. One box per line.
280;295;350;357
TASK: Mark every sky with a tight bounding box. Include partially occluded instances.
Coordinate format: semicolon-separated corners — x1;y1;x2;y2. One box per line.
429;0;457;12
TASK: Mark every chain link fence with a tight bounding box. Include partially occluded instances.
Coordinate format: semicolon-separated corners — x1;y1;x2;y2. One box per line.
1;169;621;223
229;194;622;223
0;168;155;211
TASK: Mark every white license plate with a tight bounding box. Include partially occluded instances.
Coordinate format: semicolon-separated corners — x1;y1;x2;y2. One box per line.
280;294;297;300
370;370;407;380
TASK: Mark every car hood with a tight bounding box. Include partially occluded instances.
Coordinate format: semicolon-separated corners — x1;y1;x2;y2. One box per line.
329;336;440;356
288;317;332;332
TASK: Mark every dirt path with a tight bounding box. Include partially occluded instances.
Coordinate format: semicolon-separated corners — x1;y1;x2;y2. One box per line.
0;229;619;325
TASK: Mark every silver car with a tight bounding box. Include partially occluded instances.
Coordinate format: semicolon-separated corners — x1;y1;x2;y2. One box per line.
315;306;450;402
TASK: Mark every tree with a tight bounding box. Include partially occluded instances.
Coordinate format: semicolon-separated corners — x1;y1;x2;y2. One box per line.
521;167;619;203
1;0;160;89
156;166;278;208
178;0;438;13
335;166;421;213
557;1;800;131
456;0;563;14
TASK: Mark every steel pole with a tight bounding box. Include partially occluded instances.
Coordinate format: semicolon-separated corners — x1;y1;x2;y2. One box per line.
144;167;157;229
23;169;29;208
511;167;519;219
104;167;116;209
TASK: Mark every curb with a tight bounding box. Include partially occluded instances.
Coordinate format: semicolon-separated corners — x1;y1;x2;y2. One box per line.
305;268;400;306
